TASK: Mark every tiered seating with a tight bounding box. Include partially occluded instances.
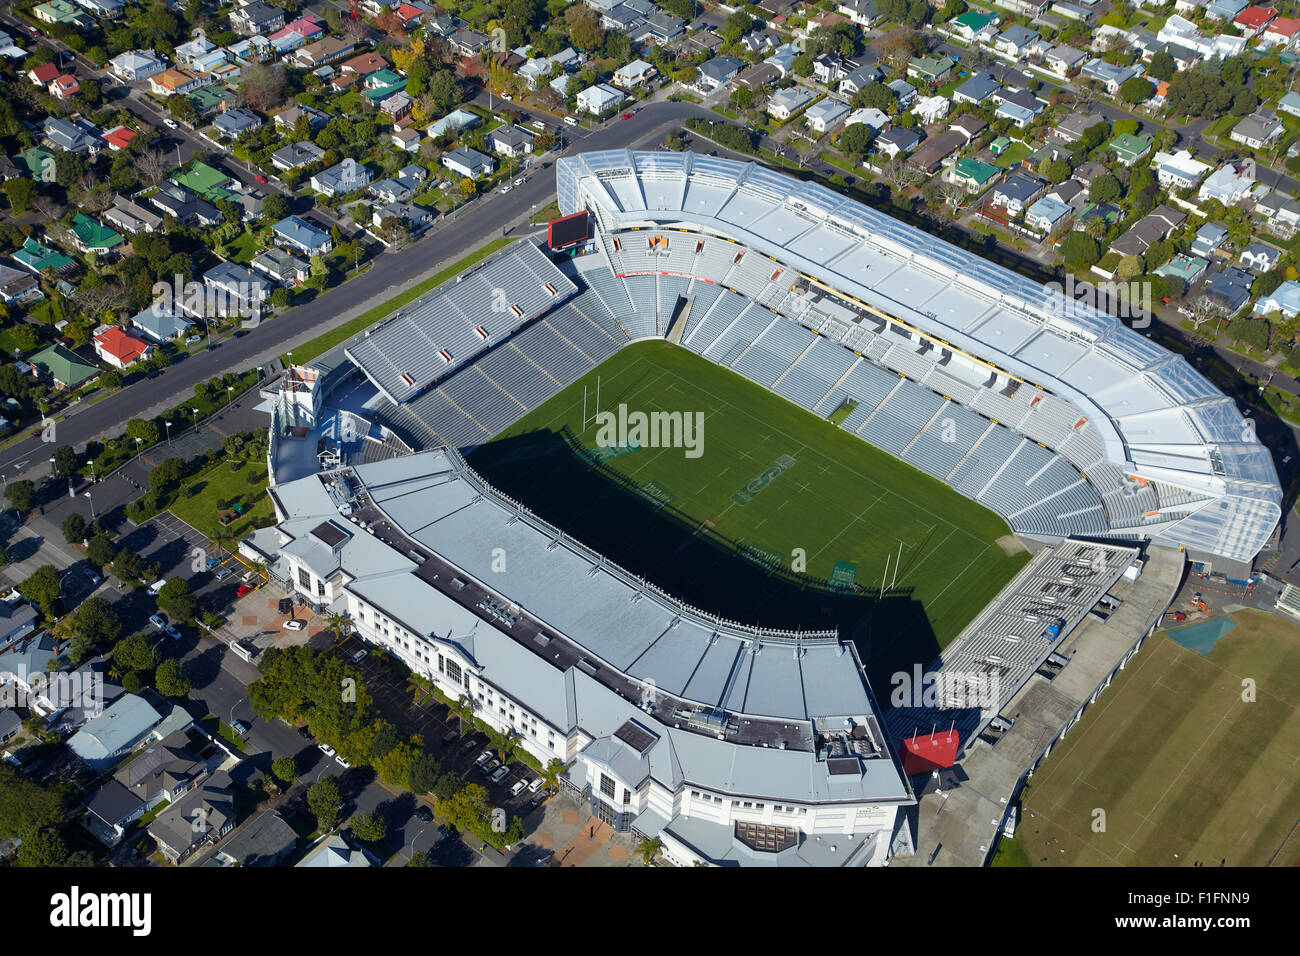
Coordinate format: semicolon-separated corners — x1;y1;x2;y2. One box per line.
683;289;747;352
570;287;632;345
619;275;658;338
676;281;724;338
475;343;559;409
579;261;635;317
925;367;980;406
400;388;492;451
439;368;526;436
1019;394;1085;448
858;381;946;455
950;427;1024;498
513;320;592;385
657;275;693;328
883;340;939;382
973;384;1032;426
549;304;621;365
774;337;858;411
723;249;781;297
902;401;989;480
731;320;816;387
702;304;774;363
827;361;903;431
694;239;737;281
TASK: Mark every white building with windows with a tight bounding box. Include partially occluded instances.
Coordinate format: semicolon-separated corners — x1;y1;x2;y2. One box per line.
253;451;915;866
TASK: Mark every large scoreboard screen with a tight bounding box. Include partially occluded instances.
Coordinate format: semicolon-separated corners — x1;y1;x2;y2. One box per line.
548;210;591;250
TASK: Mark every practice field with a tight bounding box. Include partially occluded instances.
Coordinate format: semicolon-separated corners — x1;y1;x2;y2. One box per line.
998;609;1300;867
468;340;1029;692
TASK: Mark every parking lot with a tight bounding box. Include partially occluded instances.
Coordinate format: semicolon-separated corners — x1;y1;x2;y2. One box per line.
326;635;545;820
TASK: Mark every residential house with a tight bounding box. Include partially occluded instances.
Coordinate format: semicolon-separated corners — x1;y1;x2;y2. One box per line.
0;599;37;647
293;36;356;69
697;55;744;90
613;59;657;89
104;195;163;236
1278;91;1300;118
108;49;168;83
450;28;491;56
127;301;189;343
1052;110;1105;145
1240;242;1282;273
1200;266;1254;313
49;74;79;100
1108;132;1153;167
0;710;19;746
887;79;918;109
994;25;1040;57
13;237;75;277
907;128;965;174
949;10;998;42
101;126;138;152
148;68;209;97
231;1;285;35
805;98;851;133
69;214;125;255
735;63;782;91
913;96;949;125
1256;279;1300;317
28;344;96;388
66;693;163;768
148;184;222;226
994;89;1047;129
875;126;922;158
252;247;309;287
201;261;272;317
953;72;1001;105
271;141;325;172
1190;222;1228;258
442;146;496;179
838;63;883;98
1198;161;1256;205
338;52;389;82
373;202;433;233
1110;204;1187;257
296;832;375;867
577;83;626;116
950;157;1001;192
1261;15;1300;46
149;769;236;863
93;327;151;369
844;108;889;132
1153;150;1211;189
907;55;953;84
27;62;60;88
212;108;262;138
83;780;145;846
1154;253;1210;288
1025;196;1074;232
1043;44;1087;77
992;174;1046;215
487;124;535;158
1232;5;1277;36
311;158;372;197
0;265;42;309
837;0;878;26
1080;58;1143;94
767;86;816;120
43;116;100;154
1230;109;1284;150
210;809;298;866
950;114;987;144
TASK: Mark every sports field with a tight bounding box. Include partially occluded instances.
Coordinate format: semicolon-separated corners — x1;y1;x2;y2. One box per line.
468;340;1030;691
996;609;1300;867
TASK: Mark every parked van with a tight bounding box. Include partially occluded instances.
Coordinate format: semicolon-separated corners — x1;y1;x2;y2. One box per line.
148;579;166;596
564;116;578;126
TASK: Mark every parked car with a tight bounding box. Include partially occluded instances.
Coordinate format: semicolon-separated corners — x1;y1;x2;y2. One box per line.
415;805;434;823
254;173;268;183
351;649;367;663
231;720;250;738
458;739;478;757
510;779;528;796
215;567;234;581
491;765;509;783
283;619;305;631
187;334;203;344
235;584;253;597
163;117;178;129
474;750;493;768
233;329;249;339
318;743;336;757
148;580;166;596
205;556;221;569
527;777;544;793
514;178;524;186
241;570;257;583
335;755;351;768
620;112;632;120
164;625;182;640
501;184;511;192
442;729;458;744
148;614;166;629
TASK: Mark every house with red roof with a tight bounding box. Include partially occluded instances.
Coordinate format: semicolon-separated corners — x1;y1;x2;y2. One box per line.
101;125;138;151
27;62;60;88
50;74;80;99
1233;5;1278;36
394;3;426;25
1261;14;1300;46
93;327;152;369
339;52;388;79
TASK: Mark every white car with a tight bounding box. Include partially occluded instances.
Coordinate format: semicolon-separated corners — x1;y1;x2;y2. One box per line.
510;779;528;797
501;93;512;101
335;755;351;768
163;117;178;129
501;184;511;193
148;579;166;596
283;619;305;631
514;178;524;186
527;777;544;793
318;743;336;758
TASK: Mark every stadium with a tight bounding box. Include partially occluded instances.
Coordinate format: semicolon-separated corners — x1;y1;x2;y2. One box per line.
249;150;1281;866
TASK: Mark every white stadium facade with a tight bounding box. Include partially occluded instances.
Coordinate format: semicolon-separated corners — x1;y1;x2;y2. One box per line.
253;150;1281;866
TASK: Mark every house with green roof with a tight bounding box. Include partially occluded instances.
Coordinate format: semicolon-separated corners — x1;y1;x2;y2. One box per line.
951;157;1000;192
949;10;997;41
363;69;407;102
29;344;99;389
33;0;83;24
1108;132;1153;167
990;136;1012;155
907;55;954;83
189;86;235;116
171;161;232;200
12;238;75;276
15;146;55;180
69;214;126;255
1154;253;1209;287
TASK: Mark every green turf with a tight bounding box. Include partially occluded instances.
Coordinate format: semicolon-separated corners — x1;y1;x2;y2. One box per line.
1010;608;1300;867
468;340;1030;691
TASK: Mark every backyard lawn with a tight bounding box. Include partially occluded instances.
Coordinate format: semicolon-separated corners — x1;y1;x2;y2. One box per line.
169;459;273;541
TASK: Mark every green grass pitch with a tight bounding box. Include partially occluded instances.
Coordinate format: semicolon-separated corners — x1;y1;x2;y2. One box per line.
468;339;1031;693
995;609;1300;867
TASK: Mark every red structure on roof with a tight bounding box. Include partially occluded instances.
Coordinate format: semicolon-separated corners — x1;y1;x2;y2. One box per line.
900;728;960;775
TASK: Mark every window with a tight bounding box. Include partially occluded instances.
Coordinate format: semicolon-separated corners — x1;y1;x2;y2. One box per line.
444;659;462;683
599;773;616;799
297;567;311;590
622;788;631;805
316;579;325;597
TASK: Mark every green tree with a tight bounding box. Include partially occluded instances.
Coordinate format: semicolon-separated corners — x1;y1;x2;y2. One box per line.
448;694;476;734
1118;77;1153;105
307;776;342;830
840;123;873;160
408;752;441;795
635;836;663;865
51;445;79;476
1148;50;1175;82
21;565;61;618
1089;172;1123;204
15;829;68;867
262;193;290;221
350;811;387;843
62;512;87;544
539;758;566;792
154;658;190;697
157;578;197;624
4;480;35;515
3;178;38;215
272;755;298;784
112;632;159;674
70;597;119;661
1061;232;1100;269
431;774;460;803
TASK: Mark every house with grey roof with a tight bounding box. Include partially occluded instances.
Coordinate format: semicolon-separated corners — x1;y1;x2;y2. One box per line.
149;768;236;862
442;146;495;179
697;55;743;90
252;247;309;286
67;693;163;768
875;126;922;158
953;72;1001;105
1230;109;1284;150
993;174;1047;214
805;97;851;133
766;85;816;120
272;140;325;171
83;779;145;845
129;300;191;342
0;709;20;746
104;194;163;236
202;261;273;316
310;158;371;197
994;25;1040;56
296;831;375;866
1240;242;1282;273
212;107;263;138
1190;222;1228;258
211;809;298;866
1080;58;1144;94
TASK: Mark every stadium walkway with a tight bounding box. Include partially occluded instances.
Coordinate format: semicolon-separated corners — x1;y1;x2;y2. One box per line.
894;544;1184;867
